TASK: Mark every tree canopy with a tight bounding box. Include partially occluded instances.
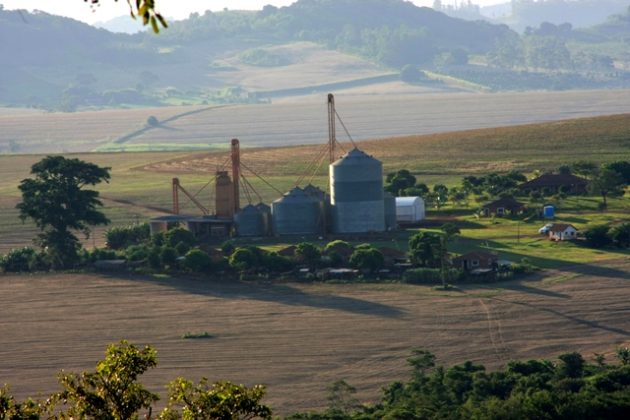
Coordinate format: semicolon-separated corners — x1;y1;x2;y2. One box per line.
89;0;167;32
17;156;111;268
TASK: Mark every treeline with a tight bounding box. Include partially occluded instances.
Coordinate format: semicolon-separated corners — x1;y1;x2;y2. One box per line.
290;347;630;419
4;341;630;419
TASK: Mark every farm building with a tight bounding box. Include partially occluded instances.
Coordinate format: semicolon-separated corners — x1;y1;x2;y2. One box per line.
452;251;498;272
548;223;578;241
519;173;588;194
481;197;526;217
395;196;426;223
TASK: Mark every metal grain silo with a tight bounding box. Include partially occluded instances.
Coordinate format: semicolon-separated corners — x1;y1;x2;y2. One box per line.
272;187;322;235
215;171;234;218
235;205;265;237
384;192;397;231
256;203;272;236
330;148;385;233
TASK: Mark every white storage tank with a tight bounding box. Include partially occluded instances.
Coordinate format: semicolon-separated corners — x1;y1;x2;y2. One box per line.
395;196;425;223
330;148;385;233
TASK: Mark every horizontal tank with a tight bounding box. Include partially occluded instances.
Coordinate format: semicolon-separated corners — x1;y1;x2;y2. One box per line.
330;148;385;233
272;187;322;235
235;205;265;237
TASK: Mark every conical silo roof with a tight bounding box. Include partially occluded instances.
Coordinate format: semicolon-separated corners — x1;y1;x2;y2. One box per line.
331;148;381;167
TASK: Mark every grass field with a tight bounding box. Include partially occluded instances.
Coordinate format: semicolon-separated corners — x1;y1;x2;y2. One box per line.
1;260;629;415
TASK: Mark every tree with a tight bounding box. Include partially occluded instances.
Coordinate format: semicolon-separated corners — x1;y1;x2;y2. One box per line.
17;156;111;268
51;340;159;419
584;225;612;248
408;231;443;268
605;161;630;185
295;242;321;268
609;223;630;248
184;249;213;273
160;378;271;420
589;168;625;208
88;0;167;33
433;184;449;209
571;160;598;180
386;169;417;196
349;246;384;274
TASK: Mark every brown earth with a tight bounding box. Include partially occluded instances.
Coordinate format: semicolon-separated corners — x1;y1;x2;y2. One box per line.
1;258;629;416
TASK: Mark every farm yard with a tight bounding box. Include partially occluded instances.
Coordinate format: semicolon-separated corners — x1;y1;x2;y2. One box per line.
2;89;630;154
1;258;629;415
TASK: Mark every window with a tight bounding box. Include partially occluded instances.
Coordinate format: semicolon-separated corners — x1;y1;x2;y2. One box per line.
471;260;479;267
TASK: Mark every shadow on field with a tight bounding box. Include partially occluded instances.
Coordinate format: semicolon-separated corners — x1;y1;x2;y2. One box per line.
491;297;630;338
498;283;569;299
456;238;630;281
142;276;405;319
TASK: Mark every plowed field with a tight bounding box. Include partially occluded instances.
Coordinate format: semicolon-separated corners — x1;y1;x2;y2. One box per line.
1;258;629;415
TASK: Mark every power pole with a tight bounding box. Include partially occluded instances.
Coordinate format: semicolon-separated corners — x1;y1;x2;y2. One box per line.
231;138;241;213
327;93;336;164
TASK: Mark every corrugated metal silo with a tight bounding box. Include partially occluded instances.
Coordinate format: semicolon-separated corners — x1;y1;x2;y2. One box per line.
384;192;397;230
272;187;322;235
256;203;272;236
235;205;265;237
330;148;385;233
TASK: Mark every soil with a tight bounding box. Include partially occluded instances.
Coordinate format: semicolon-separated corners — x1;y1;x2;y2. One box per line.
1;258;629;415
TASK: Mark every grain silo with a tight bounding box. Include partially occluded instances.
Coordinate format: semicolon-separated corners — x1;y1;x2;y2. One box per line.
256;203;272;236
272;187;323;235
235;204;265;237
330;148;385;233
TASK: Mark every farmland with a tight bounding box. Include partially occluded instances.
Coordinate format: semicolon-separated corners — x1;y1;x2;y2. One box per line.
2;89;630;154
1;259;629;415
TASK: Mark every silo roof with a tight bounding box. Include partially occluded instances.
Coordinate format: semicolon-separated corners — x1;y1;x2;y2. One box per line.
273;187;318;204
331;148;381;167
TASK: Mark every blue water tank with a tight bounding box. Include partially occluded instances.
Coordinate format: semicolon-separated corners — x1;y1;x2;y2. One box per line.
543;205;555;219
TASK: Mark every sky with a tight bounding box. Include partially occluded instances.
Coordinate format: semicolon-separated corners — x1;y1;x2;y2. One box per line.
0;0;507;24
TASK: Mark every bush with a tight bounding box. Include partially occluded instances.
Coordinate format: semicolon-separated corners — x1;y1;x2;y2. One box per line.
584;225;612;248
160;247;178;268
403;268;463;284
349;247;384;274
0;247;36;272
261;252;294;273
147;247;162;269
184;249;212;273
610;223;630;248
165;228;196;248
106;224;150;250
229;247;259;272
125;245;150;262
295;242;321;268
175;241;191;256
87;248;119;263
220;240;236;256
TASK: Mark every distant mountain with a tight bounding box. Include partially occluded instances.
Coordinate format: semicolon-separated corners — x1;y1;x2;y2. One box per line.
93;15;147;34
1;0;629;110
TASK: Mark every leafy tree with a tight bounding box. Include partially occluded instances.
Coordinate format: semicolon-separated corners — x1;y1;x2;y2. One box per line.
403;183;429;197
295;242;321;268
584;225;612;248
229;247;260;272
0;385;42;419
440;223;460;241
349;246;384;274
327;380;360;415
184;249;212;272
617;347;630;365
433;184;449;209
160;246;178;268
571;160;598;180
165;227;197;249
589;168;626;208
106;224;150;250
17;156;110;268
400;65;425;83
261;252;294;273
385;169;417;196
408;231;443;268
605;161;630;185
609;223;630;248
51;340;159;419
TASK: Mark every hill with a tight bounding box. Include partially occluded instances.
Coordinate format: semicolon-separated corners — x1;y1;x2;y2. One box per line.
3;0;630;110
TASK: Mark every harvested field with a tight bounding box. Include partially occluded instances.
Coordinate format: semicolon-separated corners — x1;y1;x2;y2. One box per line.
1;258;629;415
2;89;630;154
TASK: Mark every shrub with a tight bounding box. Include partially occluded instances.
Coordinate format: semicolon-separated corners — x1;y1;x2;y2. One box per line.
147;247;162;269
229;247;259;272
0;247;36;272
106;224;150;250
184;249;212;273
220;240;236;256
324;240;352;256
609;223;630;248
125;245;150;262
403;268;463;284
87;248;119;262
584;225;612;248
295;242;321;268
261;252;294;273
165;228;196;248
175;241;191;256
160;247;178;268
349;247;384;274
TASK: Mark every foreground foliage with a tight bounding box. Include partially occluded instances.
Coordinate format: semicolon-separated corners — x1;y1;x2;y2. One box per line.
290;348;630;419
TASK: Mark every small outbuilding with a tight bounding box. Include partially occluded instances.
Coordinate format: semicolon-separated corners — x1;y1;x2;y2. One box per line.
548;223;578;241
481;197;526;217
452;251;499;271
395;196;425;223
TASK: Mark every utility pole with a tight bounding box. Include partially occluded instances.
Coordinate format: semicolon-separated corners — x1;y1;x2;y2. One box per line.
327;93;336;164
231;138;241;214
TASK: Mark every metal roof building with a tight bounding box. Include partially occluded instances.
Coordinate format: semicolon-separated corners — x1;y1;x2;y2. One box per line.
395;196;425;223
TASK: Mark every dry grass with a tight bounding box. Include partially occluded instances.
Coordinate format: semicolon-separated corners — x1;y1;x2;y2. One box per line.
1;258;629;415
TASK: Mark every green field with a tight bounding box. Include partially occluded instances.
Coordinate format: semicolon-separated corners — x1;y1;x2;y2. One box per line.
0;113;628;267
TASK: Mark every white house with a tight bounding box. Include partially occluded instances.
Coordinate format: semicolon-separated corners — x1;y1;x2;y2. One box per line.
548;223;578;241
395;196;425;223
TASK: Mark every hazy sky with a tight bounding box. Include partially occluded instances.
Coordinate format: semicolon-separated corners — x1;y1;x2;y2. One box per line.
0;1;506;23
